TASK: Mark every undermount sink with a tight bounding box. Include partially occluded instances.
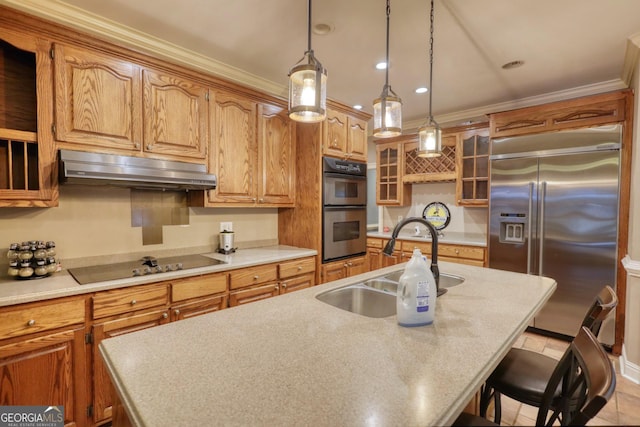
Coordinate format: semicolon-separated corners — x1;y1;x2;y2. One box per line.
315;270;465;318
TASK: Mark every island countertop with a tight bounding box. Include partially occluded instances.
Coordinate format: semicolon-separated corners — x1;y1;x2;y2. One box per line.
100;261;555;426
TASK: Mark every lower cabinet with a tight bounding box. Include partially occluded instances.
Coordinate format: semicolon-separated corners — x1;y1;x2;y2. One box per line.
0;297;88;427
320;255;368;284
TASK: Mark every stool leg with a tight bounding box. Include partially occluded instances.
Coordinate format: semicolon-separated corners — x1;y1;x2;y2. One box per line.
479;384;492;417
494;390;502;424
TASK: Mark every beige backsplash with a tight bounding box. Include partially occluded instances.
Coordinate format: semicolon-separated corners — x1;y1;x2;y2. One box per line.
0;185;278;267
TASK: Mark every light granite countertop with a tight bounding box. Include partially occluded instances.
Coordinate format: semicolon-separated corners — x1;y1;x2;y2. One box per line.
0;245;316;307
368;230;487;247
100;261;556;427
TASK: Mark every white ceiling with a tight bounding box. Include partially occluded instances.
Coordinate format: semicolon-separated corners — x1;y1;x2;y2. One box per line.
5;0;640;128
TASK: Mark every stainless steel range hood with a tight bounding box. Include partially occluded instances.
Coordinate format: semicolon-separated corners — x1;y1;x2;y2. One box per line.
59;150;216;191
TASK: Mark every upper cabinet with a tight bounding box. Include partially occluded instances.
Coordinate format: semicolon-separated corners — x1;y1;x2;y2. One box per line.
455;126;490;207
190;90;295;208
54;45;208;162
375;140;411;206
53;43;142;152
142;68;208;160
323;109;367;162
0;29;57;207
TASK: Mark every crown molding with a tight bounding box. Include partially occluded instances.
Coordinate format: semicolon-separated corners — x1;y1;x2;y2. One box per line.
0;0;288;99
622;32;640;86
623;255;640;277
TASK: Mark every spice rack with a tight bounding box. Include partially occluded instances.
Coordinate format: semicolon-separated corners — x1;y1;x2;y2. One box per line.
6;241;57;279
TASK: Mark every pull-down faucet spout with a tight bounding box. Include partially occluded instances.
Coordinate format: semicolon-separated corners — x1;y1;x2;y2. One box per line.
382;217;445;296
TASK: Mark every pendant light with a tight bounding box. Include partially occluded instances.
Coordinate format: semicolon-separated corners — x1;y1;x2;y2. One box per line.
418;0;442;157
288;0;327;123
373;0;402;138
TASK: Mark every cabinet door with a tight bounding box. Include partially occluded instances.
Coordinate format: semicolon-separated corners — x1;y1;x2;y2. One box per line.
92;309;169;424
229;282;279;306
208;90;257;204
367;248;382;271
280;272;315;294
171;295;227;321
321;260;347;284
346;255;368;277
323;109;348;158
257;103;295;206
456;128;490;206
347;117;367;162
142;69;208;160
54;43;142;152
0;327;88;427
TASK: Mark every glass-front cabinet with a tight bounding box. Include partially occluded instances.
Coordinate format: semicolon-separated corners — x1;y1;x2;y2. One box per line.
456;128;490;206
375;140;411;206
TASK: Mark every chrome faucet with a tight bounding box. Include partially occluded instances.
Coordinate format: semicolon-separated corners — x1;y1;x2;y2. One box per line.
382;217;445;296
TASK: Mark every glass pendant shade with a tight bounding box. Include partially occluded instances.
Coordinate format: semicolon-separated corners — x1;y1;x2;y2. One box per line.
418;122;442;157
373;95;402;138
289;60;327;123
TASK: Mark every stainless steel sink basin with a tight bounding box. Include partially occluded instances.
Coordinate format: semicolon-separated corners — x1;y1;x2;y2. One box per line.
315;284;396;318
315;269;465;318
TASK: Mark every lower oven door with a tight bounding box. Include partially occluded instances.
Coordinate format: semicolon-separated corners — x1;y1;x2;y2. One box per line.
323;206;367;262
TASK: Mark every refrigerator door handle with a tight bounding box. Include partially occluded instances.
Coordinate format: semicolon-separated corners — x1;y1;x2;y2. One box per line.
539;181;547;276
527;182;534;274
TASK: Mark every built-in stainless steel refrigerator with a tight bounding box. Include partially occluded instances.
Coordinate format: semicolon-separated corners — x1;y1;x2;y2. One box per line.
488;125;621;345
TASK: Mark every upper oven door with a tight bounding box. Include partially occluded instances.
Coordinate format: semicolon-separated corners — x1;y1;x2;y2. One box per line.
323;173;367;206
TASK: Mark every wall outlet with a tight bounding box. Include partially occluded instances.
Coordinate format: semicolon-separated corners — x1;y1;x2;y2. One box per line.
220;222;233;232
397;215;403;223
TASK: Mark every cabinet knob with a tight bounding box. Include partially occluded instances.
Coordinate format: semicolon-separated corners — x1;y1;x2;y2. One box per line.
252;198;257;202
259;198;264;203
27;319;36;327
253;275;259;280
131;299;137;306
134;142;140;149
162;312;168;319
146;144;153;151
274;285;279;292
297;266;303;271
282;283;287;289
347;262;353;266
343;263;348;268
455;249;460;254
174;309;181;316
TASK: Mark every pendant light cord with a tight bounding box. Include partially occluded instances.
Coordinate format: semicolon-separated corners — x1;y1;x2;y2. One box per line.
428;0;435;122
307;0;312;53
384;0;390;89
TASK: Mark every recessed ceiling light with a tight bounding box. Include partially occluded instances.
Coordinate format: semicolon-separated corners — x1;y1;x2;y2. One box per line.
353;104;363;110
415;87;428;94
376;62;387;70
502;60;525;70
313;23;334;35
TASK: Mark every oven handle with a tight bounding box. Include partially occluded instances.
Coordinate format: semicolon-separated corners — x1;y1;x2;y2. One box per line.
323;172;367;180
323;205;367;211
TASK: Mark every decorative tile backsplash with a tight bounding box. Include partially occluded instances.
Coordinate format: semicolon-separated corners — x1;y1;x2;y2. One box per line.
131;190;189;245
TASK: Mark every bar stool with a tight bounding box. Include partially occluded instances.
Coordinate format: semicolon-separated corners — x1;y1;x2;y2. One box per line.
454;326;616;426
479;285;617;423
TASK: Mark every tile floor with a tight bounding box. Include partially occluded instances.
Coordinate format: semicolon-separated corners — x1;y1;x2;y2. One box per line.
485;331;640;426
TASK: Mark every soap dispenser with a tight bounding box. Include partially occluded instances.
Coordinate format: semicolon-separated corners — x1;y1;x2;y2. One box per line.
397;248;437;327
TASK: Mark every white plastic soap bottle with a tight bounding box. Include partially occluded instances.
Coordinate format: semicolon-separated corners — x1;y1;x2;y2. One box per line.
397;248;437;327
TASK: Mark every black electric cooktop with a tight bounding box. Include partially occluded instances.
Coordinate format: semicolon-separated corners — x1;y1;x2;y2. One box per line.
68;254;226;285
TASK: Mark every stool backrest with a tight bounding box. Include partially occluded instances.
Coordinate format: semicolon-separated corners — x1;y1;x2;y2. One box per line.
581;285;617;336
536;326;616;426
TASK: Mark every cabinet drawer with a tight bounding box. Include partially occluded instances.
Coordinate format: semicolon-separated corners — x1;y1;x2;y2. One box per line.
439;244;485;261
229;282;279;306
92;284;168;319
366;238;383;249
0;298;85;340
281;272;315;294
229;264;278;290
171;273;228;302
401;240;432;255
278;257;315;279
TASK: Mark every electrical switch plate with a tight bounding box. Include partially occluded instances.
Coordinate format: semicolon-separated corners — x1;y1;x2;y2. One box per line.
220;222;233;232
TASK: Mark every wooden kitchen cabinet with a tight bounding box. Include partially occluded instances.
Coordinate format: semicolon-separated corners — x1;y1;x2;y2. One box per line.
279;256;316;294
320;255;368;284
170;272;228;320
0;29;57;207
0;297;88;426
375;140;411;206
366;238;401;270
456;126;490;207
53;43;142;153
400;240;486;267
142;68;208;160
323;109;367;162
90;283;169;425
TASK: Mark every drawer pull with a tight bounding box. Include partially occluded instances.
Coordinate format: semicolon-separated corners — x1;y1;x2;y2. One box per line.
162;312;168;319
174;309;181;316
253;275;259;280
298;266;303;270
131;299;137;306
455;249;460;255
27;319;36;327
282;283;287;289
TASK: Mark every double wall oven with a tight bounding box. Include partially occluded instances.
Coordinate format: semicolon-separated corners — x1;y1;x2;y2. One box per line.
322;157;367;263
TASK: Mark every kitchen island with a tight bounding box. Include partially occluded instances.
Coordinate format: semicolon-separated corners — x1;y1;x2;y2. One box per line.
100;261;556;426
